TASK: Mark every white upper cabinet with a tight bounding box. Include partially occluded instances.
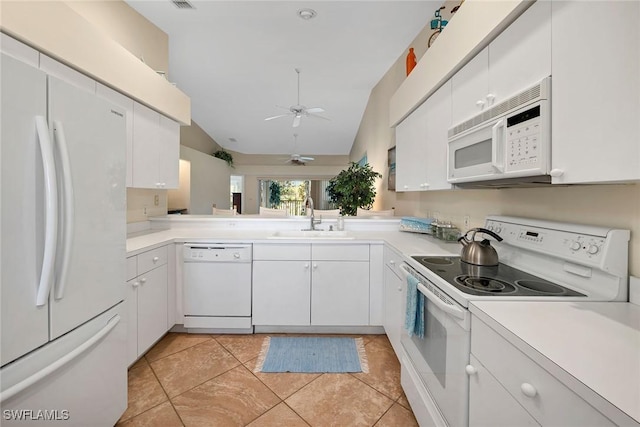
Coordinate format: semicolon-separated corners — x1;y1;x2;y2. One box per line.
132;102;180;189
550;0;640;184
451;1;551;126
396;81;452;192
96;84;134;187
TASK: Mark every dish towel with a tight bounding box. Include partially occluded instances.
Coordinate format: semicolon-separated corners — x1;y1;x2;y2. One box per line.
404;273;425;338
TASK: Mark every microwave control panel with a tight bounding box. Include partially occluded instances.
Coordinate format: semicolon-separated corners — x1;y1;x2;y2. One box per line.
506;105;542;171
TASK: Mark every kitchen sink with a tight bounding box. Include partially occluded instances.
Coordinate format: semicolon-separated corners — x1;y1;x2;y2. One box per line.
268;230;354;239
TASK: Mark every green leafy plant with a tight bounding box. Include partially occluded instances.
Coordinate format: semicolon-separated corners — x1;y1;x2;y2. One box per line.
213;149;234;168
268;181;282;207
327;162;382;216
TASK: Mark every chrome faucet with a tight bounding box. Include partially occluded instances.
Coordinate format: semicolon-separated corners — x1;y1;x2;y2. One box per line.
305;196;321;230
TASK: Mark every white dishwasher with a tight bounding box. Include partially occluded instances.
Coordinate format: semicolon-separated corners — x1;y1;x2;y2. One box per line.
183;244;253;332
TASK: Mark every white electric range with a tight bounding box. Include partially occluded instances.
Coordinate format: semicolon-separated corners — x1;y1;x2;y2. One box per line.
398;215;631;427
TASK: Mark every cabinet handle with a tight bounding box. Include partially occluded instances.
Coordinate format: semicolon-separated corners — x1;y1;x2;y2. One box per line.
132;281;140;288
304;263;310;269
313;264;318;270
152;256;159;263
550;169;565;177
139;277;147;285
465;365;477;375
486;93;496;104
521;383;537;398
476;100;485;108
397;286;402;292
389;260;396;265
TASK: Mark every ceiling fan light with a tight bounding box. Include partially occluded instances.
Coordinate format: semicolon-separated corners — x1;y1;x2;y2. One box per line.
297;8;317;20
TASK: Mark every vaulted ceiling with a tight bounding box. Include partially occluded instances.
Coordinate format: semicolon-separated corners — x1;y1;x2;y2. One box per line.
125;1;438;156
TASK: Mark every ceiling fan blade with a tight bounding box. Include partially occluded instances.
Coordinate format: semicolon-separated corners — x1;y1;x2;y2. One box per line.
306;107;325;114
308;113;331;121
292;114;301;128
264;113;290;121
300;156;315;161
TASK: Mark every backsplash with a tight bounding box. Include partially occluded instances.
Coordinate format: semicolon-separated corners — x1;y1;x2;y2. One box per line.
127;188;168;223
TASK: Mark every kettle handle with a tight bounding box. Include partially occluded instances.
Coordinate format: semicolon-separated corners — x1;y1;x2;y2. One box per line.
467;227;503;242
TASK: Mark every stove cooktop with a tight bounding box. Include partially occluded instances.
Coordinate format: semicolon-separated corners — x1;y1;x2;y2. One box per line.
411;256;586;297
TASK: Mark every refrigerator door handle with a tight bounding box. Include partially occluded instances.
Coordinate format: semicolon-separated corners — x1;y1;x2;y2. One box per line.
0;314;121;403
53;120;74;300
35;116;58;307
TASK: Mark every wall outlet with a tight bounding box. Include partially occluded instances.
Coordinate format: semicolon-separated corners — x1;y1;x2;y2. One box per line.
143;206;147;215
463;215;470;229
154;194;159;206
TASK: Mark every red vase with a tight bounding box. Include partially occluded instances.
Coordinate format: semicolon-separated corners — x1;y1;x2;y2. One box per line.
406;47;417;76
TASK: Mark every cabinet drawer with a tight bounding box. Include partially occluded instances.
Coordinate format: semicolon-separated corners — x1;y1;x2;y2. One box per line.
312;244;369;261
137;246;168;275
471;317;615;426
253;243;310;260
383;245;403;278
126;256;137;281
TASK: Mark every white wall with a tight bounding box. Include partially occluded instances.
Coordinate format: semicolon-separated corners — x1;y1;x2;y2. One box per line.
179;146;231;214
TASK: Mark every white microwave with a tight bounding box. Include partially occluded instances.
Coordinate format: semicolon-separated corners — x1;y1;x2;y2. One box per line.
447;77;551;186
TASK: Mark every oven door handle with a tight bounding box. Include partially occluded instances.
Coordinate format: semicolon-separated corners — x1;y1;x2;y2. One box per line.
399;265;466;320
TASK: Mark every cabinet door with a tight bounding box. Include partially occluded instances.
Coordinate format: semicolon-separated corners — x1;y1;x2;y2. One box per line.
451;47;489;125
383;265;404;356
132;102;160;188
424;80;452;191
311;261;369;325
252;261;311;325
158;115;180;189
137;264;168;356
551;0;640;183
395;101;429;192
488;1;551;104
96;83;134;187
126;278;139;366
468;355;540;427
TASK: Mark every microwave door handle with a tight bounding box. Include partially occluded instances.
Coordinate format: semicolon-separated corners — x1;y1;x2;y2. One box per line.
491;119;505;172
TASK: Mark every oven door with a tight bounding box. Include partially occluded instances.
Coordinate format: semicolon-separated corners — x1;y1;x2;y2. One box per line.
400;265;471;427
448;116;506;184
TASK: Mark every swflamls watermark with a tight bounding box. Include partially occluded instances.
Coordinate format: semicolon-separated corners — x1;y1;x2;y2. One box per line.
3;409;70;421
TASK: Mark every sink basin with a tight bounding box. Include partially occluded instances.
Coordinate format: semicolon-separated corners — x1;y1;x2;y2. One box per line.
268;230;354;239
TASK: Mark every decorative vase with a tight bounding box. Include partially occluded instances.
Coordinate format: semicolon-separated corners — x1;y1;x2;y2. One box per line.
406;47;417;76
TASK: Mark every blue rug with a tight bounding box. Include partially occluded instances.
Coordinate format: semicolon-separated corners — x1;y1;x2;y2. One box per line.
255;337;368;373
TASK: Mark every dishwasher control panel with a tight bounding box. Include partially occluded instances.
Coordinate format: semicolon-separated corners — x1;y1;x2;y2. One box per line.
183;244;252;262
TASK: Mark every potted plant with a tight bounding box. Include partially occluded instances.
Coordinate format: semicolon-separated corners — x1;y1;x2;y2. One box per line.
213;149;234;168
327;162;382;216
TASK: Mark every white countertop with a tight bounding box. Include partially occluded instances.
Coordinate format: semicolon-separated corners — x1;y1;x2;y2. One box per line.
470;301;640;425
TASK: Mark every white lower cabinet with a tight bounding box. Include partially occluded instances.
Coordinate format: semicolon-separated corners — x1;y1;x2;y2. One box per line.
383;245;405;356
469;315;616;426
252;243;371;327
126;246;170;366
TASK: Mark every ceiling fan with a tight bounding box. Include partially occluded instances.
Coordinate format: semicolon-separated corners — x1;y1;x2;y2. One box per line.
265;68;329;128
283;134;314;165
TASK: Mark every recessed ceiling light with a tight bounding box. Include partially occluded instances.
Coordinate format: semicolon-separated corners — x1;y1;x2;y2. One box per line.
297;8;317;20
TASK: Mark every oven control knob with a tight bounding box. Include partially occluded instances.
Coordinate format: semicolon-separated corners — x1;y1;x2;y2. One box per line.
465;365;477;375
587;244;600;255
569;241;581;251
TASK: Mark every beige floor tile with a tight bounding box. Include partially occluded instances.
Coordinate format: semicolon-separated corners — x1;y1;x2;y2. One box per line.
246;402;309;427
172;365;280;427
117;401;183;427
286;374;394;427
215;334;268;363
351;337;402;400
129;356;149;370
246;357;321;400
119;363;168;422
145;333;212;362
374;403;419;427
397;392;412;410
150;340;240;397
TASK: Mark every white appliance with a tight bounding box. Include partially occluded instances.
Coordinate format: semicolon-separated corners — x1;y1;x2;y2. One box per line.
447;77;551;187
399;216;630;427
1;53;127;425
183;244;253;332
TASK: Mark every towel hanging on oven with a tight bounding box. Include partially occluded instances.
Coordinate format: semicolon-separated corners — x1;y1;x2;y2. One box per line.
404;273;425;338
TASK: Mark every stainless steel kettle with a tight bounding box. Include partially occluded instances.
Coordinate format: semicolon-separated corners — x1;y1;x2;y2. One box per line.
458;228;503;266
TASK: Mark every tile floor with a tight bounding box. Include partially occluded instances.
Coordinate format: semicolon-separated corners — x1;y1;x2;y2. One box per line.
116;333;418;427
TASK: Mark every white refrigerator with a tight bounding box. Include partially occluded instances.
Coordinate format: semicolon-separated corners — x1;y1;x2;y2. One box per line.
1;53;127;425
